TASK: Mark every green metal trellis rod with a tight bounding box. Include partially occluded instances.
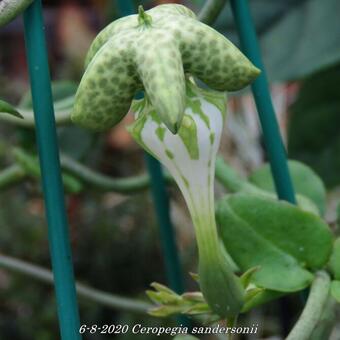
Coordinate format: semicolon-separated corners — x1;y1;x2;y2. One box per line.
230;0;297;333
23;1;81;339
230;0;297;204
144;155;185;294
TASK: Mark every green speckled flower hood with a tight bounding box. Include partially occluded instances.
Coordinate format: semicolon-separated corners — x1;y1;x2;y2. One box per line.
71;4;259;133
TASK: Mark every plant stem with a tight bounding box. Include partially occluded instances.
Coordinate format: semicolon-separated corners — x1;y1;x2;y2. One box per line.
13;148;82;193
1;154;251;194
2;153;254;196
286;271;331;340
62;155;255;195
198;0;227;25
0;254;151;314
0;164;26;189
309;295;337;340
0;109;70;127
60;153;173;193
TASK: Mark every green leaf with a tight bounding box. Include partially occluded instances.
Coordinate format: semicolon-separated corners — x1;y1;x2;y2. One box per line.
174;336;199;340
216;193;333;292
0;99;23;119
330;281;340;303
249;160;326;215
288;64;340;188
329;238;340;280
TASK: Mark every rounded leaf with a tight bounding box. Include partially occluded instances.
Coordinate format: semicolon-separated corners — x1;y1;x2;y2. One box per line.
216;193;333;292
249;160;326;215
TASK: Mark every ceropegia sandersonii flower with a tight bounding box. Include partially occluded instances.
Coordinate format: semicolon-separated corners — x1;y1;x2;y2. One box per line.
70;2;260;319
128;79;244;318
71;4;259;133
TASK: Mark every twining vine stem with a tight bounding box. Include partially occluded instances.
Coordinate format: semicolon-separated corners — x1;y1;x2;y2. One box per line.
0;150;256;196
285;271;331;340
198;0;227;24
0;254;151;314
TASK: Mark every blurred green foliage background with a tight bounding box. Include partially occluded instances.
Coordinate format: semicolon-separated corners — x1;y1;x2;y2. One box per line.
0;0;339;339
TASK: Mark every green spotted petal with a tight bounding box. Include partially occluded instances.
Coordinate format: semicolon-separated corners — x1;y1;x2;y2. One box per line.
84;15;136;68
71;32;141;131
147;3;196;19
85;4;196;68
74;3;260;133
184;21;260;91
136;30;186;133
160;16;260;91
0;0;33;27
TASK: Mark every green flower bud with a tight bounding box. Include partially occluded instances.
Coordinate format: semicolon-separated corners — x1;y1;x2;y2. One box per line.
71;4;259;133
128;79;244;318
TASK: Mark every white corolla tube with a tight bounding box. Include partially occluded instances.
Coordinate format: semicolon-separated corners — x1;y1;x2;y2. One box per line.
128;79;244;318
